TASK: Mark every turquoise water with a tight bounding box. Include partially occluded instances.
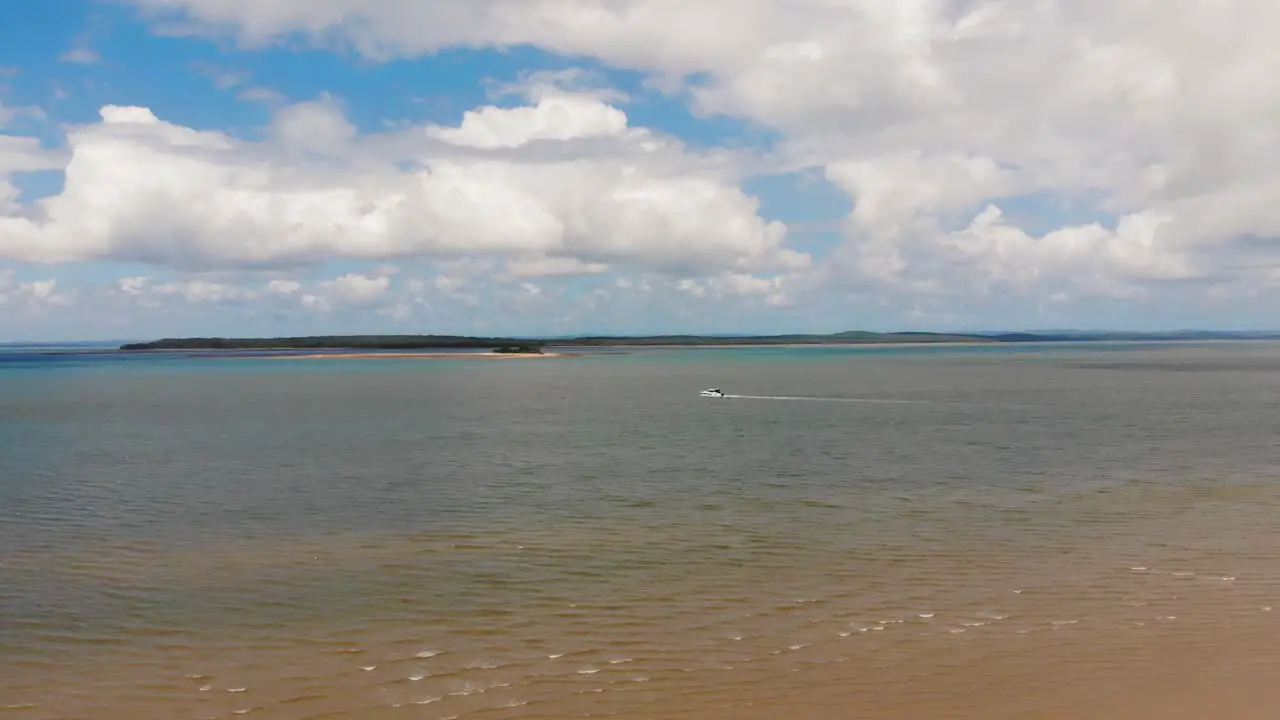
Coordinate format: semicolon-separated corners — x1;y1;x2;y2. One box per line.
3;342;1279;719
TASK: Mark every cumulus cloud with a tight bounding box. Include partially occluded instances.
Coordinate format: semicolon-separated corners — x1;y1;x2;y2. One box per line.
115;0;1280;310
428;94;629;149
0;93;799;280
0;271;71;309
270;95;357;154
318;273;391;307
0;134;63;214
152;279;259;304
266;279;301;295
677;271;801;308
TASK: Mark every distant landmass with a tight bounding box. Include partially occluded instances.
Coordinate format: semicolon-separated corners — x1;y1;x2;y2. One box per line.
118;330;1280;352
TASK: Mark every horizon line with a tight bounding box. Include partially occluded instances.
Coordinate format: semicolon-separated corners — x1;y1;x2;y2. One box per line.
10;329;1280;346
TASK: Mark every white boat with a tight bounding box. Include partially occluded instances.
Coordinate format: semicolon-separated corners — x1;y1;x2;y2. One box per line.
700;388;725;397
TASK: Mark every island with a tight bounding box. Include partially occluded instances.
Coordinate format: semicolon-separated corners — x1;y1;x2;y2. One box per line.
492;344;544;355
117;329;1280;353
119;335;540;351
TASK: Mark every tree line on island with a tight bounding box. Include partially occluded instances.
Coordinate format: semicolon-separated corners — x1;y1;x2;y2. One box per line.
117;329;1280;352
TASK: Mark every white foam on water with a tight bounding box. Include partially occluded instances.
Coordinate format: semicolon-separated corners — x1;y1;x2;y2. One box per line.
918;613;935;618
360;666;376;671
723;394;935;405
415;650;439;659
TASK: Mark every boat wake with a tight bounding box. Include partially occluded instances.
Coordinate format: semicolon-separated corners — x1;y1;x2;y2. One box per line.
720;394;934;405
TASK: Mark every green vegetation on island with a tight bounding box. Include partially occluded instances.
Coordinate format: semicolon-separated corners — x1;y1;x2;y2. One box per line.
117;329;1280;352
492;344;544;354
119;335;542;351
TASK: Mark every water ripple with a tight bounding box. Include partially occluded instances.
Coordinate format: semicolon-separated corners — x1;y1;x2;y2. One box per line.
5;345;1280;718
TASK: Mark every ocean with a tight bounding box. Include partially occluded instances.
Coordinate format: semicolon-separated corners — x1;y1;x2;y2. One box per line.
2;342;1278;719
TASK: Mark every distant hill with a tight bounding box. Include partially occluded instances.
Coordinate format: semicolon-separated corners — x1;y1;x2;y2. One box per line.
117;330;1280;352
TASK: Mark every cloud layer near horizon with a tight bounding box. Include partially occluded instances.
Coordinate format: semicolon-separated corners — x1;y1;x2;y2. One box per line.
3;0;1280;337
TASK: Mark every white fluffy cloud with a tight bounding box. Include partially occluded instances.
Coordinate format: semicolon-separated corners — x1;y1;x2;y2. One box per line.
0;265;811;340
0;271;70;310
115;0;1280;309
0;134;62;214
428;94;628;149
0;91;799;280
317;273;391;307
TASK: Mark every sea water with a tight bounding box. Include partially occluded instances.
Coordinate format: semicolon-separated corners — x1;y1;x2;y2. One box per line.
2;342;1279;719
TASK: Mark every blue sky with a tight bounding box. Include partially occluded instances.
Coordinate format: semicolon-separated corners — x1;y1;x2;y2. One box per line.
0;1;1275;340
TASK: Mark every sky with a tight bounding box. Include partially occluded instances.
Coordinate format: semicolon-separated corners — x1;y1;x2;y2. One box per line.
0;0;1277;341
